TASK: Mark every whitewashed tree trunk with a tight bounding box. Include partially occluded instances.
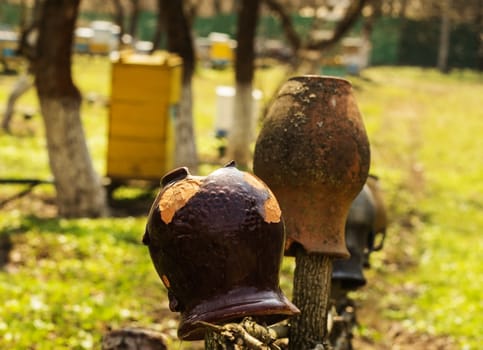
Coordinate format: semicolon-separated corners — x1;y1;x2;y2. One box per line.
158;0;198;173
175;81;198;172
40;97;108;217
33;0;108;218
228;83;254;169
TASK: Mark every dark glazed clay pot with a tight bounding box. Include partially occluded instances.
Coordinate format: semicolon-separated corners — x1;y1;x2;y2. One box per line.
143;162;299;341
253;75;370;258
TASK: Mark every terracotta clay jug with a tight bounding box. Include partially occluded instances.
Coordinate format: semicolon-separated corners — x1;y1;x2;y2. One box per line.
253;75;370;258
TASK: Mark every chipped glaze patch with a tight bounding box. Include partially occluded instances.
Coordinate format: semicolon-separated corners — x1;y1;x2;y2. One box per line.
264;195;282;223
243;173;281;223
159;178;202;224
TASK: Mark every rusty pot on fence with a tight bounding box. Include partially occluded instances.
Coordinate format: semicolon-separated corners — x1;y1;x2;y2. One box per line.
253;75;370;258
143;162;299;341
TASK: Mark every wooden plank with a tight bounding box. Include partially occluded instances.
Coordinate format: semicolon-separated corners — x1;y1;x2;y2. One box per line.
111;63;174;100
108;103;170;139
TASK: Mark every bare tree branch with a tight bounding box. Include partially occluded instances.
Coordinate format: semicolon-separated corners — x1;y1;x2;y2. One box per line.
305;0;368;51
263;0;302;53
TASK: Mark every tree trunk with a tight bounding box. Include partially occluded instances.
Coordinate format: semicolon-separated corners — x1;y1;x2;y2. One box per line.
228;0;261;169
437;0;452;73
128;0;140;41
230;83;255;169
176;82;198;171
289;247;333;350
305;0;368;51
111;0;125;47
33;0;108;218
151;0;163;53
159;0;198;172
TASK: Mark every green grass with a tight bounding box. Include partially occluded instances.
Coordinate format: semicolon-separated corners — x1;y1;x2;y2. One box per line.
0;60;482;349
351;67;483;349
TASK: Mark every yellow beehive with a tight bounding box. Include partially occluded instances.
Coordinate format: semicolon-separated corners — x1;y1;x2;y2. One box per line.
107;50;182;181
210;41;233;62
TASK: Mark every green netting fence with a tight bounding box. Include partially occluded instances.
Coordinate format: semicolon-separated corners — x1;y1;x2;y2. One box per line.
0;2;479;69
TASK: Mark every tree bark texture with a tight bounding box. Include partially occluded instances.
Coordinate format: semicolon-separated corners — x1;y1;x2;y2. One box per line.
159;0;195;84
235;0;260;85
159;0;198;172
289;247;333;350
34;0;108;218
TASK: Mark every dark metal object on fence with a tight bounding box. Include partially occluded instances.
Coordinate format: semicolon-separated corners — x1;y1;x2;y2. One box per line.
332;184;375;289
254;75;370;349
143;162;299;341
365;175;387;262
332;178;387;290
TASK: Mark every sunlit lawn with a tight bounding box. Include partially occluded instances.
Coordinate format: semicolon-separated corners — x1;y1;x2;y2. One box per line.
352;67;483;349
0;57;481;349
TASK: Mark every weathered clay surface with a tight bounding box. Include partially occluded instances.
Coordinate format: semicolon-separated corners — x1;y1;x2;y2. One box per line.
254;75;370;258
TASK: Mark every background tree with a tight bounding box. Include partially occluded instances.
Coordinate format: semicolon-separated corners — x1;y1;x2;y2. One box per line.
128;0;140;41
226;0;368;168
111;0;126;47
158;0;198;172
151;1;163;52
264;0;368;73
437;0;452;73
226;0;261;168
32;0;108;217
1;0;40;132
